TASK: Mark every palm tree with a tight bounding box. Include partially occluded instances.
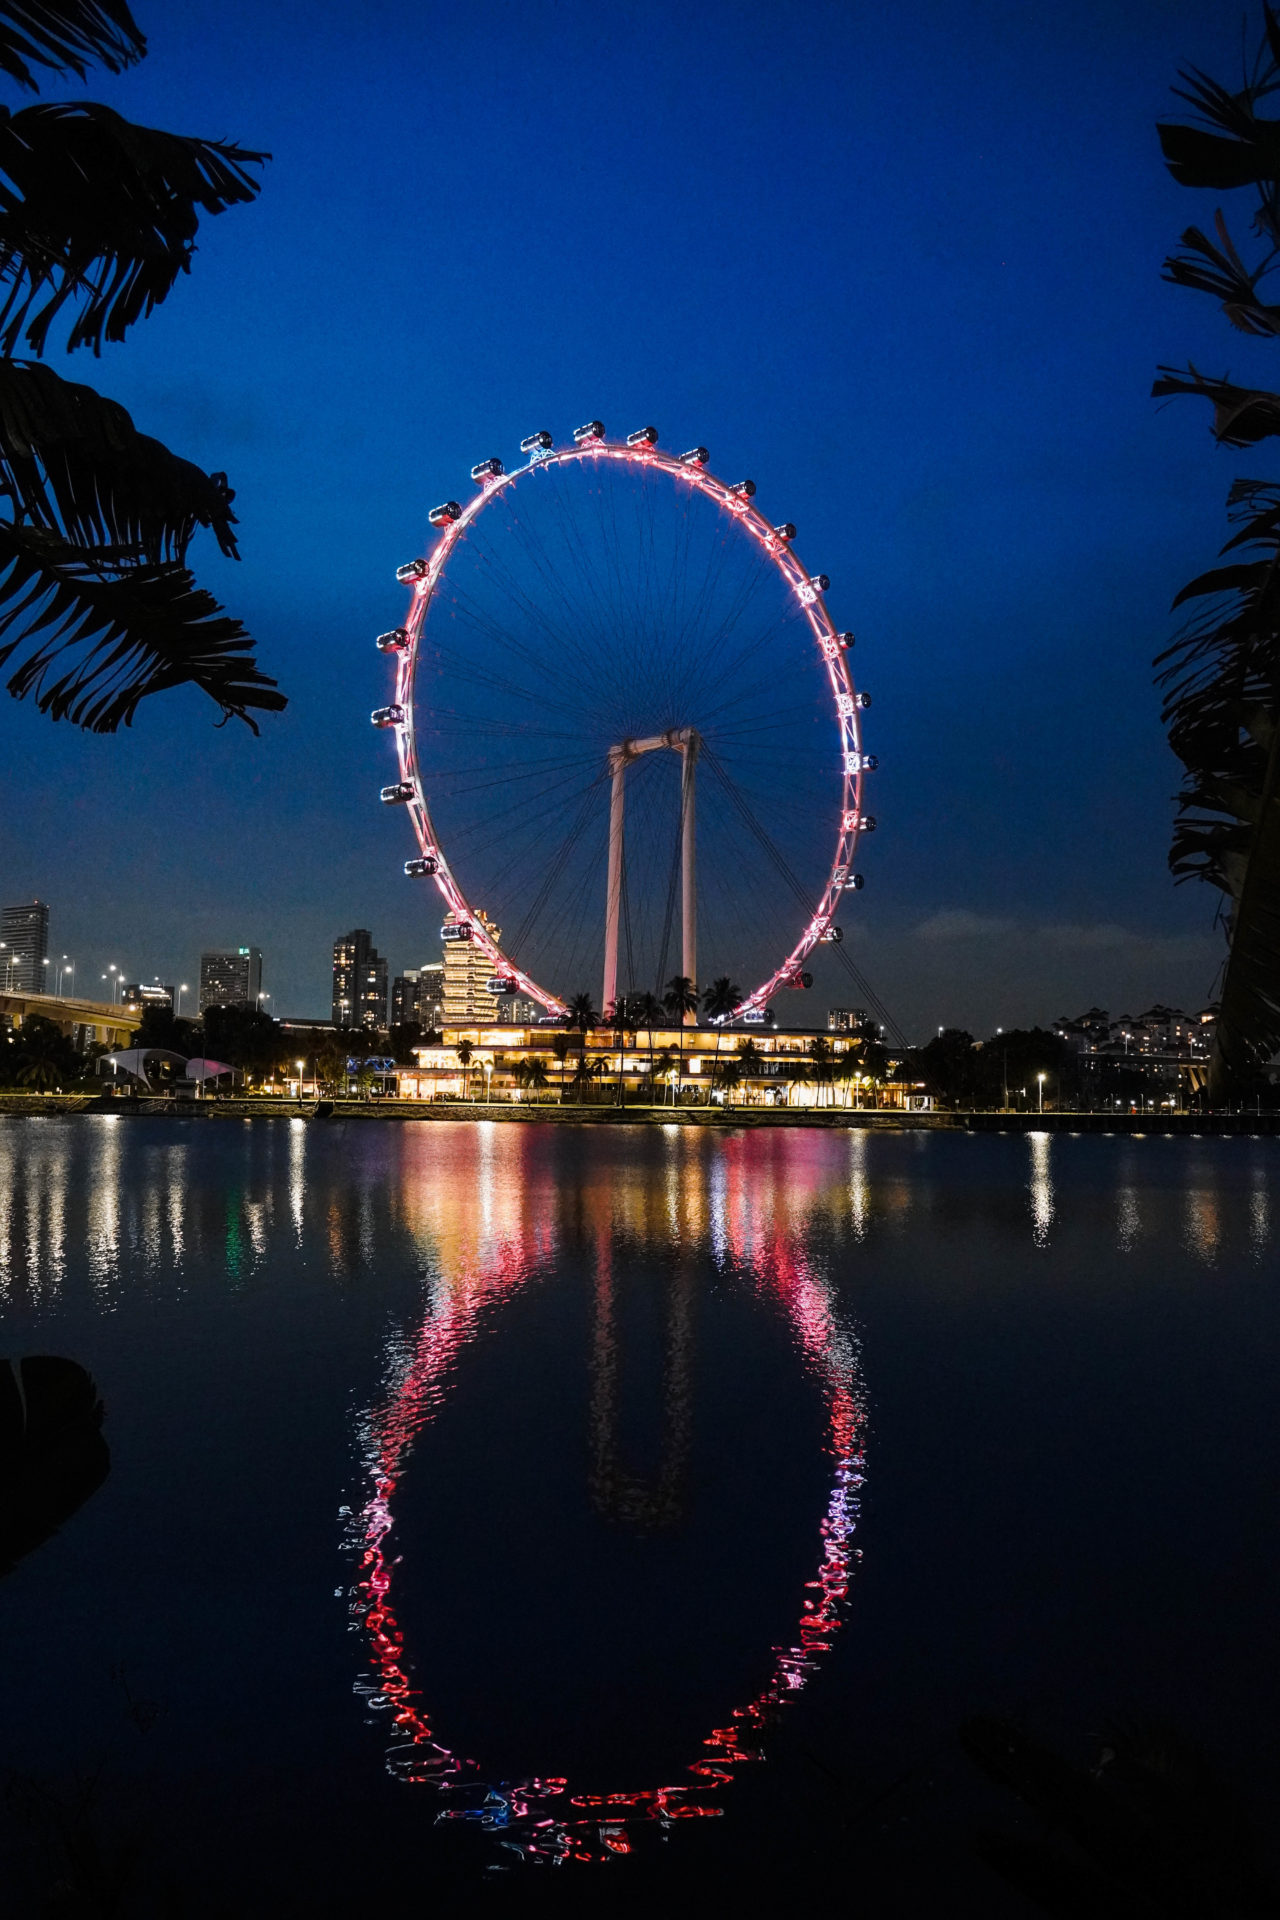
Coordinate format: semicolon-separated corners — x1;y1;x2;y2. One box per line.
0;2;284;733
549;1032;571;1103
737;1036;764;1106
808;1035;835;1108
634;990;664;1095
702;975;740;1104
1150;12;1280;1093
663;974;698;1105
607;994;639;1105
652;1045;677;1105
711;1054;741;1104
516;1055;549;1099
455;1037;474;1101
565;989;597;1097
572;1052;604;1104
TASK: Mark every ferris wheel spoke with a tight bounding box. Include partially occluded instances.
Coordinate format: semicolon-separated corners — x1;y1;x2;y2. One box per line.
382;434;874;1021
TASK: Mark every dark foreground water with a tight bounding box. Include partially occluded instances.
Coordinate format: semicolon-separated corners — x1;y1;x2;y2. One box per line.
0;1117;1277;1915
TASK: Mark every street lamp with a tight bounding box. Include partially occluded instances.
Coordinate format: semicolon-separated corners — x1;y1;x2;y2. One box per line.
177;983;189;1017
1037;1071;1046;1114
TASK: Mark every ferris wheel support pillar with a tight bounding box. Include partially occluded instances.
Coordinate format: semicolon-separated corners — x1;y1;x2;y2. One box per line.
602;744;630;1017
680;733;698;1020
601;727;700;1018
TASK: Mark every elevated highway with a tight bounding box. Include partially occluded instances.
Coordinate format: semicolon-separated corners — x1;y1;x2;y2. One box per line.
0;988;142;1047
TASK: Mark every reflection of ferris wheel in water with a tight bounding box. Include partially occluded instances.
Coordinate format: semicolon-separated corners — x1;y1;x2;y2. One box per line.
372;422;877;1020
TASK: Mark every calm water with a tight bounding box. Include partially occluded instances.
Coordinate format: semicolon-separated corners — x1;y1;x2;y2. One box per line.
0;1116;1277;1914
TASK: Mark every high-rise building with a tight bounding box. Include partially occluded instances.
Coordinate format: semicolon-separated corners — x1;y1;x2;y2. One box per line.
441;910;503;1024
391;963;444;1029
332;930;388;1028
199;946;263;1013
1;899;49;992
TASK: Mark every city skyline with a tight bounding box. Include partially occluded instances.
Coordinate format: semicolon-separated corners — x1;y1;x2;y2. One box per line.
0;0;1239;1037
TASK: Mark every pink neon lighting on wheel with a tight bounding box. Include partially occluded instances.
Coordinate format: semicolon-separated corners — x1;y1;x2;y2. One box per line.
345;1158;867;1866
379;430;871;1020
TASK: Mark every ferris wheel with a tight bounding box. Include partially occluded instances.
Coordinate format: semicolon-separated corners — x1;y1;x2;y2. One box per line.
371;422;876;1022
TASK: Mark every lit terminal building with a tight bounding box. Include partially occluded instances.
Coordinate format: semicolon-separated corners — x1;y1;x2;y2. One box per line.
402;1018;927;1109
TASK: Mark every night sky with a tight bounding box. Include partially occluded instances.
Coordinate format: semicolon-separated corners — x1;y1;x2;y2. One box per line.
0;0;1259;1036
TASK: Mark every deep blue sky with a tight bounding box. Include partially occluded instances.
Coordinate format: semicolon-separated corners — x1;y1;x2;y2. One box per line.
0;0;1261;1033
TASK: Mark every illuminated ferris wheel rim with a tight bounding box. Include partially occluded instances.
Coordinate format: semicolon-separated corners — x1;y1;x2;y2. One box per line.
376;426;874;1022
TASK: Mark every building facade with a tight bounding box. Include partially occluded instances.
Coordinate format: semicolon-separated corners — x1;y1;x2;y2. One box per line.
121;982;175;1010
441;910;504;1024
1;899;49;992
332;929;388;1028
391;962;444;1029
199;946;263;1013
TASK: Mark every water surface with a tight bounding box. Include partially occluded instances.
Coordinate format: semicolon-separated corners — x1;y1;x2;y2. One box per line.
0;1118;1275;1911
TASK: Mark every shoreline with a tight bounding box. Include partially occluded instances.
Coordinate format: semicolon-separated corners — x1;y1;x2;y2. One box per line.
0;1094;1276;1135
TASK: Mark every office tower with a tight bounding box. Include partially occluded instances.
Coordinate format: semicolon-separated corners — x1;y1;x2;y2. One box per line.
441;910;502;1024
392;963;444;1028
1;899;49;992
417;962;443;1028
332;930;388;1028
199;946;263;1013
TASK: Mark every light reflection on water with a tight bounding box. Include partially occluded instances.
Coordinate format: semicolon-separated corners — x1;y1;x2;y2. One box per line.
343;1135;866;1866
0;1116;1277;1884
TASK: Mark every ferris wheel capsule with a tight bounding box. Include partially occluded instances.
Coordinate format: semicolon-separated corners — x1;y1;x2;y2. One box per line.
395;558;428;582
377;428;874;1028
859;816;877;832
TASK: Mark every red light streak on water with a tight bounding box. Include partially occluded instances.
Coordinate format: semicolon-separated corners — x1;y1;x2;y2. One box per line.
347;1161;865;1868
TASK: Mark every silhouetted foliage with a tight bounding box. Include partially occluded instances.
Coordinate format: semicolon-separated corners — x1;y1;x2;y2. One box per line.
388;1020;422;1066
0;1354;107;1579
963;1713;1280;1916
200;1002;286;1075
1155;7;1280;1090
134;1000;197;1054
1;1009;80;1086
0;0;284;731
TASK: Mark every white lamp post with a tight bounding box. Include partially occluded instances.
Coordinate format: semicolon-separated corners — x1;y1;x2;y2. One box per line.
177;983;189;1017
1037;1072;1046;1114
